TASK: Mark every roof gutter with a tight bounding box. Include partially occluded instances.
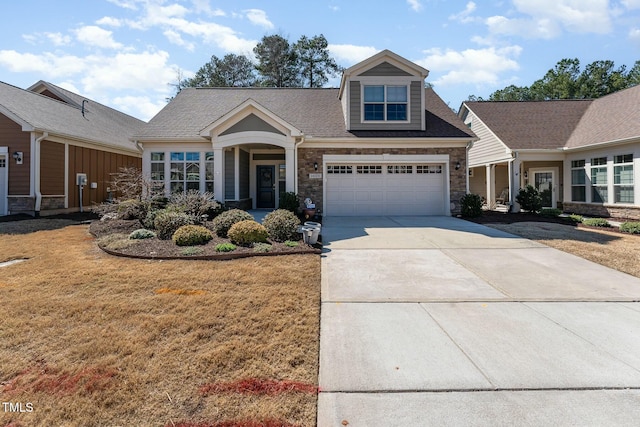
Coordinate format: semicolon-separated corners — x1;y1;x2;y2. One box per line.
34;132;49;215
561;135;640;152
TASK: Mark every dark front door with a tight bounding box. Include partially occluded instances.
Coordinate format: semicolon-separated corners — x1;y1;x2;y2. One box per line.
256;165;275;208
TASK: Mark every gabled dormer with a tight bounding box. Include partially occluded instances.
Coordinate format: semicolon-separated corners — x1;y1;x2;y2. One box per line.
338;49;429;131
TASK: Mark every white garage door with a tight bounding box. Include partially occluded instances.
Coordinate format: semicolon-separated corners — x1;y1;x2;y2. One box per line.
325;164;446;216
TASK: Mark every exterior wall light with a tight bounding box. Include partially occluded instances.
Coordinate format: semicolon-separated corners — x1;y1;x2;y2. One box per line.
13;151;23;164
314;162;318;171
455;161;461;170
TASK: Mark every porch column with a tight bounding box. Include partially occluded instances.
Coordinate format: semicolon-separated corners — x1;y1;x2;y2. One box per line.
511;158;522;212
213;147;224;202
485;164;496;209
285;147;295;193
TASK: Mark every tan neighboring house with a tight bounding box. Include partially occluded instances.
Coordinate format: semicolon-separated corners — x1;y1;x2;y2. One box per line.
0;81;143;216
459;84;640;219
133;50;476;217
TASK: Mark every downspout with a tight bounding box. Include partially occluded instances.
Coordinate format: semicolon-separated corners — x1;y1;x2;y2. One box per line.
293;134;305;195
34;132;49;216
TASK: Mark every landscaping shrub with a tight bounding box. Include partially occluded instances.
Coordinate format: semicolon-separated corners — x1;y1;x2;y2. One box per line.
181;246;204;256
263;209;301;242
284;240;299;247
129;229;157;240
279;191;300;213
516;185;543;213
215;242;236;252
116;199;148;221
210;209;254;237
253;242;273;253
569;214;584;223
153;210;194;239
460;193;483;218
172;225;213;246
169;190;223;223
620;222;640;234
582;217;611;227
228;220;269;246
540;208;562;217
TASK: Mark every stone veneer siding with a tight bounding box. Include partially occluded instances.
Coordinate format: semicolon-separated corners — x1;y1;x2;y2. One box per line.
298;147;467;216
563;202;640;221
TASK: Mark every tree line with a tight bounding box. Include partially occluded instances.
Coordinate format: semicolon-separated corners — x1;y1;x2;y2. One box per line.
469;58;640;101
179;34;342;90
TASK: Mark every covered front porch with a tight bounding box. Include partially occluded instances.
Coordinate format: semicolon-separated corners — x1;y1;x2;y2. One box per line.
469;152;564;212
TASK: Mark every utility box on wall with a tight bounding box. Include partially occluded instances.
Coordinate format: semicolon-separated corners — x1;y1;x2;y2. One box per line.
76;173;87;186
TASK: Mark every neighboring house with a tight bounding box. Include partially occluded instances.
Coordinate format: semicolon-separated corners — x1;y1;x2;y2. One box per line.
459;85;640;219
134;50;475;216
0;81;143;216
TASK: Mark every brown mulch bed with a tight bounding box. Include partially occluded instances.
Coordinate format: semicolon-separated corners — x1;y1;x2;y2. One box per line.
89;219;321;260
464;210;574;225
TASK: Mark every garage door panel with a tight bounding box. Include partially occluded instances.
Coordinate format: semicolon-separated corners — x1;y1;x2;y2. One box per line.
326;163;446;216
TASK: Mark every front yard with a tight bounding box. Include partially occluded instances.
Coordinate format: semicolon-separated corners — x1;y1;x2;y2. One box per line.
0;221;320;427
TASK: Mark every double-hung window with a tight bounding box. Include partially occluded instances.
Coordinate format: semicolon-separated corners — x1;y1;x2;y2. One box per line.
614;154;634;204
590;157;608;203
363;85;407;121
570;160;586;202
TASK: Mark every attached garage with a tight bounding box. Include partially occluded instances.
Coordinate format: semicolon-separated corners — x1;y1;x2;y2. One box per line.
323;156;449;216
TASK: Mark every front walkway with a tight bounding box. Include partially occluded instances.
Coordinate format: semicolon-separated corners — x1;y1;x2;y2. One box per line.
318;216;640;426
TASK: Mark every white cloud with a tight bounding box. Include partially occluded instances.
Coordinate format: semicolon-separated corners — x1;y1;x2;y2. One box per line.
0;50;88;78
163;29;195;51
487;0;613;39
243;9;274;29
329;44;379;65
74;26;123;49
449;2;478;24
105;0;139;10
622;0;640;9
417;45;522;87
112;95;168;121
407;0;423;12
96;16;123;27
191;0;225;16
46;32;72;46
630;27;640;42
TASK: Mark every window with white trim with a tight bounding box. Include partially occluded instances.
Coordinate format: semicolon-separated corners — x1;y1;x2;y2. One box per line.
363;85;408;121
417;165;442;174
571;160;586;202
150;152;165;194
387;165;412;174
614;154;634;204
327;165;353;174
170;152;200;193
590;157;607;203
356;165;382;174
204;152;214;193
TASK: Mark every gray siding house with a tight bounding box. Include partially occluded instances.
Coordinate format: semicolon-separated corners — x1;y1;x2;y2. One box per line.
134;50;476;217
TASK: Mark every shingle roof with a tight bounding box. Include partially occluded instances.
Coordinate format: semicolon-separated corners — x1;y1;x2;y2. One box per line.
0;81;144;153
566;84;640;148
464;99;592;150
135;86;475;140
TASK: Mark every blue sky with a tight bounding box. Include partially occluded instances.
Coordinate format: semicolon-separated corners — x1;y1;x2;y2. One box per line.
1;0;639;120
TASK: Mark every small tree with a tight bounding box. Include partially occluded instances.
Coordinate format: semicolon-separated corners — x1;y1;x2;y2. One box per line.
516;185;543;213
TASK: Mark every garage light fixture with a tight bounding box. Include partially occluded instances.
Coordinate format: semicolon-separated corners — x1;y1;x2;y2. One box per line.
314;162;318;171
455;161;461;170
13;151;23;164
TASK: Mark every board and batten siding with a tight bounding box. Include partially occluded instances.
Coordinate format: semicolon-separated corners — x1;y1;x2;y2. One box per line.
466;110;512;166
40;140;65;195
0;113;30;195
66;144;140;209
349;80;422;131
224;149;235;200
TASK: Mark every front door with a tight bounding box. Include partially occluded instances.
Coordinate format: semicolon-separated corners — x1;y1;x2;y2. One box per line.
256;165;275;208
534;171;555;208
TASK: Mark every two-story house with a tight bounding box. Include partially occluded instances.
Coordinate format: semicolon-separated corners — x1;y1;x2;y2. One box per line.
134;50;476;216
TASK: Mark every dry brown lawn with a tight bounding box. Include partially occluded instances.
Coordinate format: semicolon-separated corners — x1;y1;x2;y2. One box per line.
0;223;320;427
487;222;640;278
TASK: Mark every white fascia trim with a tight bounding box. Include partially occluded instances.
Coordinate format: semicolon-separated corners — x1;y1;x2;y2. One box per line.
323;154;450;163
462;106;511;154
42;133;141;157
302;138;471;148
134;137;208;144
0;106;34;131
215;131;295;150
562;136;640;152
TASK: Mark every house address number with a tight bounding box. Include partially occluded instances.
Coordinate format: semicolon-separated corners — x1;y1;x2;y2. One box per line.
309;173;322;179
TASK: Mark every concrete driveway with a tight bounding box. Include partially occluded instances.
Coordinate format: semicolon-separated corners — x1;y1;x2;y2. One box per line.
318;216;640;426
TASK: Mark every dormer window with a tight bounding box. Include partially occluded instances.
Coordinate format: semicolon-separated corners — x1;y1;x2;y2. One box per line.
363;85;408;121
